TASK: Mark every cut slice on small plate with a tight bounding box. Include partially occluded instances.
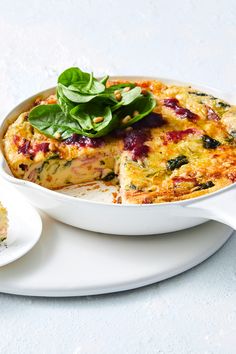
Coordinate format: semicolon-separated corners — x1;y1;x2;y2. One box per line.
0;181;42;267
0;201;8;242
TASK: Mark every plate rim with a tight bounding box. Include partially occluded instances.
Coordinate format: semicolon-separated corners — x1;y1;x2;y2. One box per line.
0;218;232;297
0;183;42;267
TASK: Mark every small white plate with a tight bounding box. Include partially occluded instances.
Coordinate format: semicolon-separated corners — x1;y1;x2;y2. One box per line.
0;181;42;267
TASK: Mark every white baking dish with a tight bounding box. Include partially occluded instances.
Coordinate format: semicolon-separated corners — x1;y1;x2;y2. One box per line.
0;77;235;235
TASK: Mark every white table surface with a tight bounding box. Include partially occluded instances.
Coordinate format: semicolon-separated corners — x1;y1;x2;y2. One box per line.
1;0;236;353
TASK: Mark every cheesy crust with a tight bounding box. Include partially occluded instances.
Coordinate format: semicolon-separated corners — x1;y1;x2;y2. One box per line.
3;81;236;203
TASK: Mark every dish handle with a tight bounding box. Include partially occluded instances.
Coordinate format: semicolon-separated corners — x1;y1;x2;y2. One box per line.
183;185;236;230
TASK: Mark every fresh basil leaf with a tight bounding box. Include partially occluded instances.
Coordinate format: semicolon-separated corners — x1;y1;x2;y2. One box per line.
29;104;84;139
118;92;156;126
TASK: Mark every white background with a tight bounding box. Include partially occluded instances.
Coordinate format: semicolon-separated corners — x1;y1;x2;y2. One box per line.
1;0;236;353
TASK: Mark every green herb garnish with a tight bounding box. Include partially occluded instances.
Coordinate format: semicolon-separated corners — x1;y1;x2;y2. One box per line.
202;135;221;149
195;181;215;190
167;155;189;171
102;172;116;181
129;184;137;190
29;67;156;139
188;91;208;97
215;101;230;108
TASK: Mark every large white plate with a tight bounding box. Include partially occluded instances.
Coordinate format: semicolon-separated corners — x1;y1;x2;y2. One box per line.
0;213;232;297
0;182;42;267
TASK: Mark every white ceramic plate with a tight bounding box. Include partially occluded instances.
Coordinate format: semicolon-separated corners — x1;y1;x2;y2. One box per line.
0;213;232;297
0;180;42;267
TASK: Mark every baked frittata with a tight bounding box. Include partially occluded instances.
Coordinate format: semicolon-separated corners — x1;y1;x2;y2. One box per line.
3;75;236;204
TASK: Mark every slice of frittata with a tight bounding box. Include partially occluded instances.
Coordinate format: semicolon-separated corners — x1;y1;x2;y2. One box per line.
0;202;8;242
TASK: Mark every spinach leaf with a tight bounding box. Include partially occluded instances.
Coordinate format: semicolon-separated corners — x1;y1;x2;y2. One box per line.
29;67;157;139
195;181;215;190
68;74;105;94
100;75;109;85
69;80;105;95
167;155;189;171
29;104;114;139
61;83;119;105
56;85;76;116
102;172;116;181
59;83;98;103
111;87;142;111
117;92;156;126
58;67;106;96
105;83;135;92
29;104;83;139
216;101;230;108
188;91;208;97
202;135;221;149
70;102;119;137
58;67;90;87
121;86;142;105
